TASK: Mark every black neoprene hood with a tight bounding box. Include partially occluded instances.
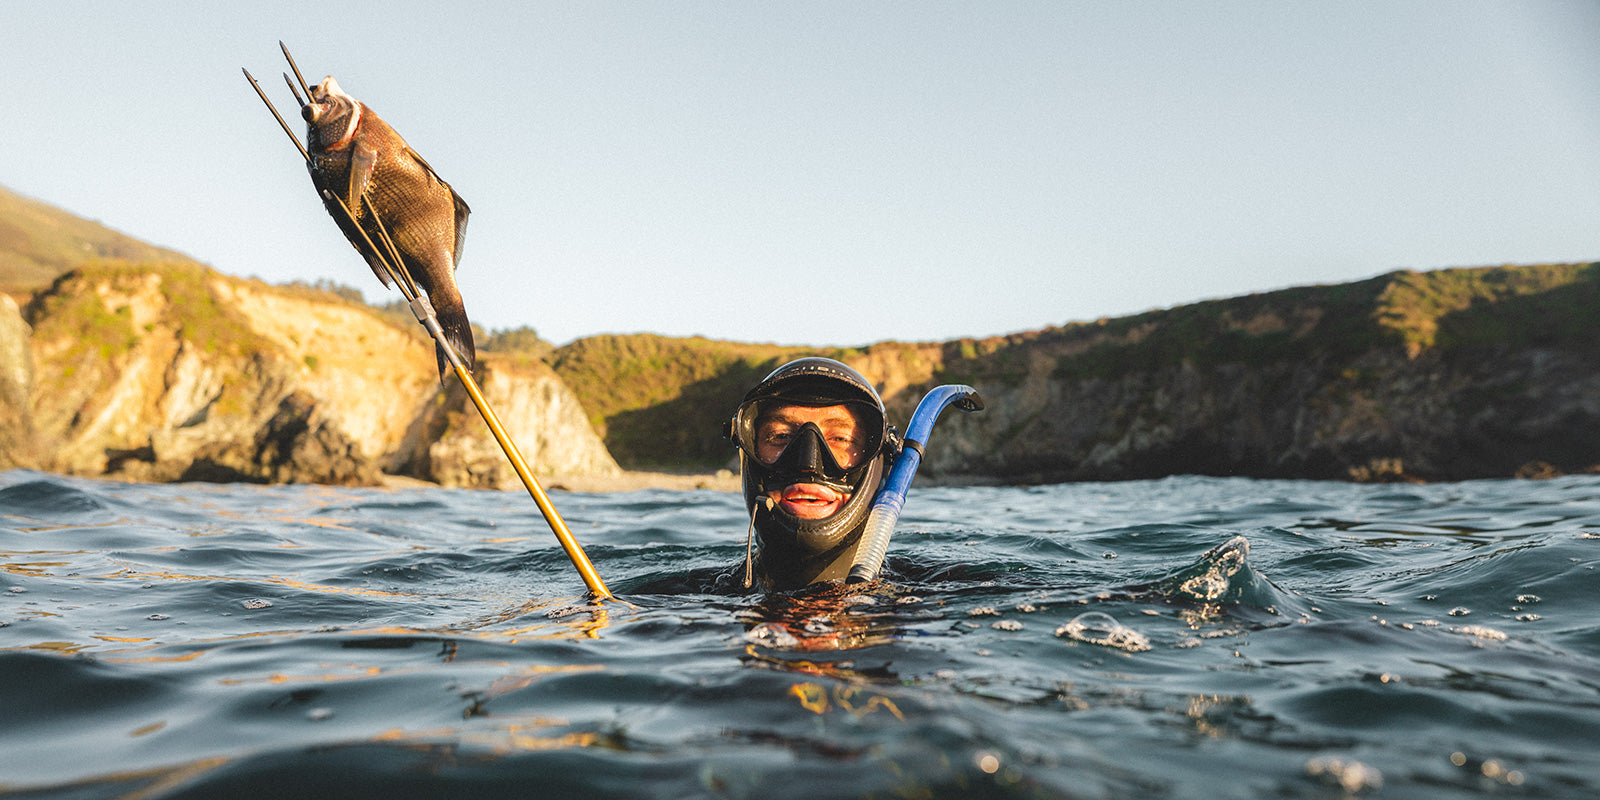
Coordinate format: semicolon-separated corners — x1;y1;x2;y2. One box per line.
730;357;895;589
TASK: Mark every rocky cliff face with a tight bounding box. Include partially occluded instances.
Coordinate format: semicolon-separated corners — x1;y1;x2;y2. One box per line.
880;345;1600;483
397;355;623;490
14;262;618;486
532;265;1600;485
0;294;37;470
845;266;1600;483
11;260;1597;488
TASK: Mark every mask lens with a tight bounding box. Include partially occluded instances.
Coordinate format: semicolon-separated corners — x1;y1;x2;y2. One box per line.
735;401;881;471
762;421;852;472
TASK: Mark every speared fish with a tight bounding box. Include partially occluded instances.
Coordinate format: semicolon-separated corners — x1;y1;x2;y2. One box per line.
245;46;614;601
292;59;474;380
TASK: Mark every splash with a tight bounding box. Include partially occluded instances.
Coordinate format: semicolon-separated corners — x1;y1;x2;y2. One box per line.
1176;535;1250;602
1054;611;1151;652
1449;624;1508;641
745;622;803;648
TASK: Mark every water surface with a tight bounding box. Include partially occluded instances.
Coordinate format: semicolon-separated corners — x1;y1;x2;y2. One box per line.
2;470;1597;798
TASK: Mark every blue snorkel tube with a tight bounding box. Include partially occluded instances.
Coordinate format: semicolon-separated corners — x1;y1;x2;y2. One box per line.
847;384;984;584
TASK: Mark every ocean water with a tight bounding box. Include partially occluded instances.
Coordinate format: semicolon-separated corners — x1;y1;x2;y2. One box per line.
1;469;1597;799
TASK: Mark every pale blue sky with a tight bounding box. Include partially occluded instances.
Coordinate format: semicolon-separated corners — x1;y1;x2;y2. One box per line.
5;2;1600;346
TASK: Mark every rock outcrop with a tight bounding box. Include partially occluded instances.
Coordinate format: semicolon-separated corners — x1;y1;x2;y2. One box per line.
10;258;1600;488
847;265;1600;483
543;263;1600;484
0;294;37;470
16;262;619;486
888;344;1600;483
397;355;621;490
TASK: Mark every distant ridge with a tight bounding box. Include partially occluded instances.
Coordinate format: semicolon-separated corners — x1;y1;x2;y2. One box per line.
549;263;1600;481
0;183;199;291
8;184;1600;484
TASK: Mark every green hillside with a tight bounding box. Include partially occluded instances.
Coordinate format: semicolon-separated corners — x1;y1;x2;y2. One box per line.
550;263;1600;471
550;334;852;469
924;263;1600;386
0;184;199;292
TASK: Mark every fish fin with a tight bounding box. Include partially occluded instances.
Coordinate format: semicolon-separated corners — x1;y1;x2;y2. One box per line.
450;189;470;269
432;294;475;380
362;252;393;288
344;136;391;287
348;139;378;209
311;167;392;288
407;147;443;182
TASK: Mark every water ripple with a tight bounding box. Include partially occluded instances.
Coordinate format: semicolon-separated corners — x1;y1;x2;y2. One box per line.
3;470;1599;798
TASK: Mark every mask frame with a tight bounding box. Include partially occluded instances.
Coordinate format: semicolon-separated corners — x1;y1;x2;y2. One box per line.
729;399;885;480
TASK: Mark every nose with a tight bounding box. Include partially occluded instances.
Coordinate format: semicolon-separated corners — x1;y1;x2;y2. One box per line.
786;425;827;476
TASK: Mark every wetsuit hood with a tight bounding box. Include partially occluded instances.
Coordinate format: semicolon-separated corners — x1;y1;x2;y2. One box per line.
729;358;895;589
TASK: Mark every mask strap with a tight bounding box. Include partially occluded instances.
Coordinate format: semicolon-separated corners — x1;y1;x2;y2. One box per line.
742;496;774;589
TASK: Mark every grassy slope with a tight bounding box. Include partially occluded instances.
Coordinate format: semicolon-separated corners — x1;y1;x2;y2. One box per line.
0;184;199;292
549;334;850;468
550;263;1600;469
24;261;408;400
12;183;1596;473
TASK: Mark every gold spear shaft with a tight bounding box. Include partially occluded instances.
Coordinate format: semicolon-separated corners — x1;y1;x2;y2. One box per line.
242;64;613;600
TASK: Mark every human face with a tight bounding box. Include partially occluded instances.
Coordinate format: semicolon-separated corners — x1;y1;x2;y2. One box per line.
755;404;867;519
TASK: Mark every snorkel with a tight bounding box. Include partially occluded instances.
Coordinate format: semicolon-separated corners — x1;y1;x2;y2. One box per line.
847;384;984;584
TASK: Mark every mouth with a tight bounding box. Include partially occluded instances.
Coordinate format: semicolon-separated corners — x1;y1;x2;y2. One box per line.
773;483;848;520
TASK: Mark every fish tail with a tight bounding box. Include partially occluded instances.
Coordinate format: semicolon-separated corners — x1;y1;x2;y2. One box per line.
433;300;476;381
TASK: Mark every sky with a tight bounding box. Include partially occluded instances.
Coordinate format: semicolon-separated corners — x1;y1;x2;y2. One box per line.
5;2;1600;347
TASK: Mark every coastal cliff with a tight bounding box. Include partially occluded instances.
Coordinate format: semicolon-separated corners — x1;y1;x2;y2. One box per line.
5;185;1597;486
8;259;1598;487
0;295;37;470
889;265;1600;482
12;262;619;486
549;264;1600;483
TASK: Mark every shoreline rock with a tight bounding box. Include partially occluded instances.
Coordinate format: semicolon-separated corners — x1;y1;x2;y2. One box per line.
19;263;621;487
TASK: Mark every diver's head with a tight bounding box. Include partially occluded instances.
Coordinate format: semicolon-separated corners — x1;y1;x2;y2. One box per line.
729;358;894;590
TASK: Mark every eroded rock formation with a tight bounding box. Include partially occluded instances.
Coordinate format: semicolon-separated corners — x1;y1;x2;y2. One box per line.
14;263;619;486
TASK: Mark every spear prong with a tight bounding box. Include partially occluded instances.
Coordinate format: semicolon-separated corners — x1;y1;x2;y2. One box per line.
243;68;310;164
364;196;421;297
282;72;307;110
280;41;315;105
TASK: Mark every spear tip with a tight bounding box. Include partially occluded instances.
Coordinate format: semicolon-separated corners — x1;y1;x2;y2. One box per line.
279;42;315;108
282;72;307;109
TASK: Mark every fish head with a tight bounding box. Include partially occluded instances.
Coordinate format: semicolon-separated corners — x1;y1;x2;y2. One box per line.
303;76;362;151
